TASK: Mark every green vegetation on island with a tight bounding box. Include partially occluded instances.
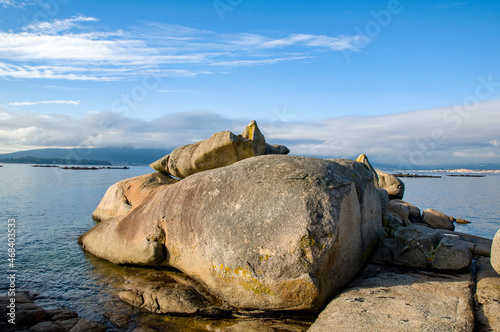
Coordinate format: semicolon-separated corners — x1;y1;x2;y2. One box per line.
0;156;112;165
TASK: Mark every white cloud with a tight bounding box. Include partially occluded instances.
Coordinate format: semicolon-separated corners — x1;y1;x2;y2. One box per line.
23;15;99;34
8;100;80;106
0;17;365;80
1;99;499;168
0;0;36;8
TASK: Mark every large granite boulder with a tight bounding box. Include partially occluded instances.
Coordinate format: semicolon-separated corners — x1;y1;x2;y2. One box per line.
422;208;455;231
80;155;384;312
92;172;178;222
492;228;500;274
354;154;405;199
150;121;289;179
372;225;472;270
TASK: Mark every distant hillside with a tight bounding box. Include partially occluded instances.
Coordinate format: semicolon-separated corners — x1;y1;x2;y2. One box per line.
0;147;172;165
0;156;112;165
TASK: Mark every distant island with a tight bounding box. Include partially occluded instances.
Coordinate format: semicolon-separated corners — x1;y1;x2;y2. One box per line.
0;147;172;166
0;156;112;165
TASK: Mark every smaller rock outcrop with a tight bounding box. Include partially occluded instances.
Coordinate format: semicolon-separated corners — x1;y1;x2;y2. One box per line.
92;172;178;222
492;228;500;274
150;121;289;179
388;200;411;226
372;225;472;270
117;269;228;316
355;154;379;187
422;208;455;231
354;154;405;199
391;199;421;223
376;169;405;200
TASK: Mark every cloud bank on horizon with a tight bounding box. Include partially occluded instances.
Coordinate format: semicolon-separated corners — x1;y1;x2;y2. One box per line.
1;99;499;168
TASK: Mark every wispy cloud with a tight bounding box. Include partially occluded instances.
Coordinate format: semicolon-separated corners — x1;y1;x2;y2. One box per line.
1;100;499;167
0;16;364;81
23;15;99;34
7;100;80;106
0;0;36;8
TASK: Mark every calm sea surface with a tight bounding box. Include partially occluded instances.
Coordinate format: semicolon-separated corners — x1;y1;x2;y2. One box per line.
0;164;499;330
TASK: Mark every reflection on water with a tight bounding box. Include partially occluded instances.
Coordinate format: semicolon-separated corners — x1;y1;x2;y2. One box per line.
0;165;498;330
84;251;313;331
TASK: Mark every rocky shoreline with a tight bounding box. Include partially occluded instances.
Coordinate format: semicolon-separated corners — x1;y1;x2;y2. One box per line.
0;292;107;332
4;121;499;331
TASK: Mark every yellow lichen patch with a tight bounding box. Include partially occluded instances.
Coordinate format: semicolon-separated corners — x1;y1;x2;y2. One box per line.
355;154;367;162
299;235;317;249
238;277;276;296
167;245;183;263
215;263;275;296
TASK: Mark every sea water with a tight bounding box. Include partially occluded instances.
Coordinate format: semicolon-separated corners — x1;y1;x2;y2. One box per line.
0;164;499;330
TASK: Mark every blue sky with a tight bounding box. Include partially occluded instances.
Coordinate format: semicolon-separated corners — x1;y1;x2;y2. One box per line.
0;0;499;168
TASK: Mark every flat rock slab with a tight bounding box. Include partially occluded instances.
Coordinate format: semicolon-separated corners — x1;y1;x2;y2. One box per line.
308;264;474;332
475;257;500;331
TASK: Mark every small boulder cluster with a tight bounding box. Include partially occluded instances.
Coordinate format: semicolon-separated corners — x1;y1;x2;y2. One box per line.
356;153;491;271
0;292;106;332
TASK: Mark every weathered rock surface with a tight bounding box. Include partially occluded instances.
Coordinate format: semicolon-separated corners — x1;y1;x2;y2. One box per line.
446;231;493;257
92;172;178;222
372;225;472;270
475;257;500;331
150;121;289;179
492;228;500;274
422;208;455;230
388;200;411;226
391;199;421;223
80;155;384;312
308;264;474;332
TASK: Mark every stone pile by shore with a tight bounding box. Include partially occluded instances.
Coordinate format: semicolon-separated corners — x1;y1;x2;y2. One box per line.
0;292;107;332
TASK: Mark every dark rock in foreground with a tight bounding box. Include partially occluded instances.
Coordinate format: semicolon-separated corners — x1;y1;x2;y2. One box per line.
372;225;473;270
0;292;106;332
